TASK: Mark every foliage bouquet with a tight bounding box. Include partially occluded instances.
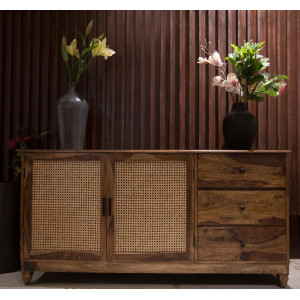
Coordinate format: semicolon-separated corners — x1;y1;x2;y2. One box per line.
197;40;287;103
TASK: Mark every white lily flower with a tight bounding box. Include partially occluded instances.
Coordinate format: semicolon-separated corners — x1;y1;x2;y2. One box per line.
207;51;223;66
212;76;223;87
197;57;208;64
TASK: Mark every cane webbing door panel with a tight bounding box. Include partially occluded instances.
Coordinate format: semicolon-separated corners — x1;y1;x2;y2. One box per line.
23;153;106;260
107;153;194;261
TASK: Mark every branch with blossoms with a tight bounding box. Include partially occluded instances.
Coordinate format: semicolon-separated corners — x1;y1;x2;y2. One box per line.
197;40;288;103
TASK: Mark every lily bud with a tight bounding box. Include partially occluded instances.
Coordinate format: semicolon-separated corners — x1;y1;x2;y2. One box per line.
85;19;94;37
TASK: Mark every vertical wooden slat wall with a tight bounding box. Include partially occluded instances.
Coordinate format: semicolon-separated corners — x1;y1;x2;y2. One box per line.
0;10;299;256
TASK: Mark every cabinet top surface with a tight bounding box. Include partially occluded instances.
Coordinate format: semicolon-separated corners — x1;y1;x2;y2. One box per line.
21;149;291;153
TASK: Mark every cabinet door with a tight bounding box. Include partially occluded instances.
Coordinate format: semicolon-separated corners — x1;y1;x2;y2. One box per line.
106;153;195;261
22;152;106;261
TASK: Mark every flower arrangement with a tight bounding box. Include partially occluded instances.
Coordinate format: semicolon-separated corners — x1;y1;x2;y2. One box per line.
61;19;115;84
8;127;49;179
198;40;287;102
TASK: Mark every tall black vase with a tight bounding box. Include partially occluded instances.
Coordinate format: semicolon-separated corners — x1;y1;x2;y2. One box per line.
222;102;257;150
0;182;20;273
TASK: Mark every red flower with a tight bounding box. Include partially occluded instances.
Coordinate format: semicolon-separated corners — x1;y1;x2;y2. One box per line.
24;136;33;142
8;137;20;150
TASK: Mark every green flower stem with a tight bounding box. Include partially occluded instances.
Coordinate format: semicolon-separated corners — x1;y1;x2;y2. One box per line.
76;55;95;84
65;61;71;82
71;56;75;82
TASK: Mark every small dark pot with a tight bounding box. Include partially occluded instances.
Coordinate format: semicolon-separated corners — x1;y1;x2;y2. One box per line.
0;182;20;273
222;102;257;150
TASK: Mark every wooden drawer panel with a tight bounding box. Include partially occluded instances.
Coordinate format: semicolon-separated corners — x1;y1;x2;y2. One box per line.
198;154;286;188
198;190;286;226
197;227;286;261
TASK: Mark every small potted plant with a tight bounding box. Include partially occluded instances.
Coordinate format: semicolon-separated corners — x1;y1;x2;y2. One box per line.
198;40;287;149
0;127;49;274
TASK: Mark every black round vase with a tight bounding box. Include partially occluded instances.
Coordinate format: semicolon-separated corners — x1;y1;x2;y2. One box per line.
222;102;257;150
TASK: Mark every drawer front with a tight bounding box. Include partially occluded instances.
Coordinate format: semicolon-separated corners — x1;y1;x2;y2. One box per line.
198;154;286;188
198;190;286;226
197;227;286;261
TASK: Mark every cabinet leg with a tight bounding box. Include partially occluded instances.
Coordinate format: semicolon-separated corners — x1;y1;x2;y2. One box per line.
276;274;288;288
22;271;33;285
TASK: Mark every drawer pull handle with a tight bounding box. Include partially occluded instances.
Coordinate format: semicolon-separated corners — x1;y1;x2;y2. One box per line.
240;241;246;248
239;167;245;174
240;205;245;211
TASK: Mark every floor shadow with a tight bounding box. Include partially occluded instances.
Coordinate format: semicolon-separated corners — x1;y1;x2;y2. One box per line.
32;272;284;288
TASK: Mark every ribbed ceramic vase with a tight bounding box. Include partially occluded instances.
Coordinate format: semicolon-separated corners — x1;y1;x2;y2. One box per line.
222;102;257;150
57;83;88;150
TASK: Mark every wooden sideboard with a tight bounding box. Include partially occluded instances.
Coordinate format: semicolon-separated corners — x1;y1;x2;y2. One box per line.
20;150;290;287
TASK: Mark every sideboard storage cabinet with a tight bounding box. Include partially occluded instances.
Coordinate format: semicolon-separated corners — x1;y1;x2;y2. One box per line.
21;151;290;287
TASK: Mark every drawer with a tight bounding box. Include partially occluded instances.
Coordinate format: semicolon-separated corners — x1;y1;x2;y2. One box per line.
198;190;286;226
198;154;286;188
197;227;286;261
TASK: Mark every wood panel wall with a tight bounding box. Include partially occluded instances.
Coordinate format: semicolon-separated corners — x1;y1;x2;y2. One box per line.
0;10;299;256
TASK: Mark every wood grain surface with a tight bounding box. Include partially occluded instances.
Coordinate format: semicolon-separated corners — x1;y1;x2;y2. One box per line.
22;259;288;275
198;153;286;188
197;227;287;261
198;190;286;226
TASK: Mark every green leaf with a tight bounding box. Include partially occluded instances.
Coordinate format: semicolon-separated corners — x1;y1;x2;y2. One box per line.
78;31;86;48
41;131;50;137
247;74;265;85
264;88;279;97
260;57;270;70
255;84;266;94
225;56;236;65
246;94;264;102
15;166;21;175
85;19;94;37
231;43;241;56
19;142;28;150
81;44;98;56
258;41;265;48
61;36;68;62
275;75;288;80
12;171;19;178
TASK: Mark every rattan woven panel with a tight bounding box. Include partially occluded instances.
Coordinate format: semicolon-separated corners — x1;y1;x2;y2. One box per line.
31;160;102;252
114;161;187;254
